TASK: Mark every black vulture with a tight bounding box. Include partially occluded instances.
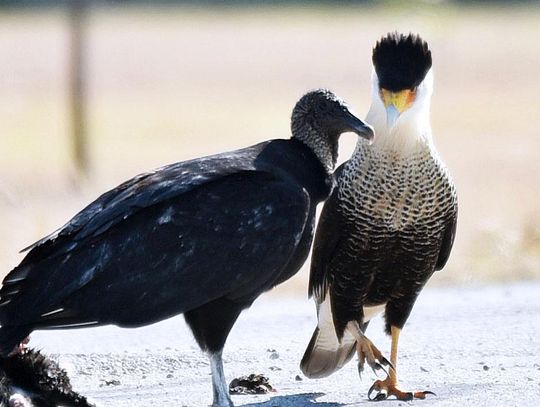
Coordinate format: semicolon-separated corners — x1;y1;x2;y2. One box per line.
0;89;374;407
300;34;458;401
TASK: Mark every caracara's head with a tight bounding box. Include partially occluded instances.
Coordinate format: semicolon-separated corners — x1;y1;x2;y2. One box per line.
369;32;433;136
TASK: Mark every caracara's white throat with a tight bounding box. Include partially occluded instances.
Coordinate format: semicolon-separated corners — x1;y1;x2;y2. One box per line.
364;69;434;154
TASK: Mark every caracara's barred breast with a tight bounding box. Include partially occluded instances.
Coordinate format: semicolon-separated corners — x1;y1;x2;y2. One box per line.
338;144;456;235
331;143;457;307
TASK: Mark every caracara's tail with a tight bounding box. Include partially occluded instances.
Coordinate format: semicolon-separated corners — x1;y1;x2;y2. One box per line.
300;325;356;378
300;296;357;378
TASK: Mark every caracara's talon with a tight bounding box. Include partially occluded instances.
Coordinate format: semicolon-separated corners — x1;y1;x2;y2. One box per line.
367;381;381;400
370;365;380;377
378;357;393;376
375;361;393;377
413;390;436;399
371;363;388;378
357;360;365;379
367;377;433;401
381;356;393;369
356;340;391;378
374;393;387;401
368;383;391;401
403;392;414;401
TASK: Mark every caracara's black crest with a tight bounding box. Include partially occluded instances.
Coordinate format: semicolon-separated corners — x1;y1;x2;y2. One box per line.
372;32;432;92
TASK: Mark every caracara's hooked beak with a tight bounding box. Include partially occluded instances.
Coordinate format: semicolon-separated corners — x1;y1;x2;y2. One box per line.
380;89;416;128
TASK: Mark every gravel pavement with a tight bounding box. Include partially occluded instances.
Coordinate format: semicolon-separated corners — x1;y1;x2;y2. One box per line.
30;283;540;407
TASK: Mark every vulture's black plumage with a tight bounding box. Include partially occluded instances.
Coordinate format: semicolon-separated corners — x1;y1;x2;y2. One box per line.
0;348;94;407
300;34;458;401
0;89;373;407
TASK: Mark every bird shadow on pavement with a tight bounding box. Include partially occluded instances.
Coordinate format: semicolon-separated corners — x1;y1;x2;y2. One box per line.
241;392;346;406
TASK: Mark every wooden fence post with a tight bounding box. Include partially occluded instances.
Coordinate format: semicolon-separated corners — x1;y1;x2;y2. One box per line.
69;0;88;178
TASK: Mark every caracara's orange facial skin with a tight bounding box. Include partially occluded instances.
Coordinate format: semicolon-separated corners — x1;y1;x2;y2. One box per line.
379;88;417;113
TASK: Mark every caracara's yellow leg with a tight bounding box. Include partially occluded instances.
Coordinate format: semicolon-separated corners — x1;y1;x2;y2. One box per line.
368;326;435;401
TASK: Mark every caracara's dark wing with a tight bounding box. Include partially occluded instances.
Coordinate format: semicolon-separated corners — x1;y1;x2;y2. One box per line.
435;207;458;271
302;177;358;379
0;146;310;333
308;169;345;303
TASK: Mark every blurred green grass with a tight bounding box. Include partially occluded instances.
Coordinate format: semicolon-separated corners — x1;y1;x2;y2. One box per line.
0;4;539;293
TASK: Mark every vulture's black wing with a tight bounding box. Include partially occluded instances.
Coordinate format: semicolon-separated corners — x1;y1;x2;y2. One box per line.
18;149;260;261
0;144;310;330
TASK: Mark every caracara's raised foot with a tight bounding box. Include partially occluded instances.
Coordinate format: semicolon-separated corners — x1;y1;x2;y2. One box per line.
356;337;392;378
368;376;435;401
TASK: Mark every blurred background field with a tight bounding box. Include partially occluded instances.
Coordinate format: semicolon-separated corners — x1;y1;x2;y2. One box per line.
0;2;539;294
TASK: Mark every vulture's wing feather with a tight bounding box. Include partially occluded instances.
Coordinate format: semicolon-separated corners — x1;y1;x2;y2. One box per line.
18;148;261;261
1;150;310;327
